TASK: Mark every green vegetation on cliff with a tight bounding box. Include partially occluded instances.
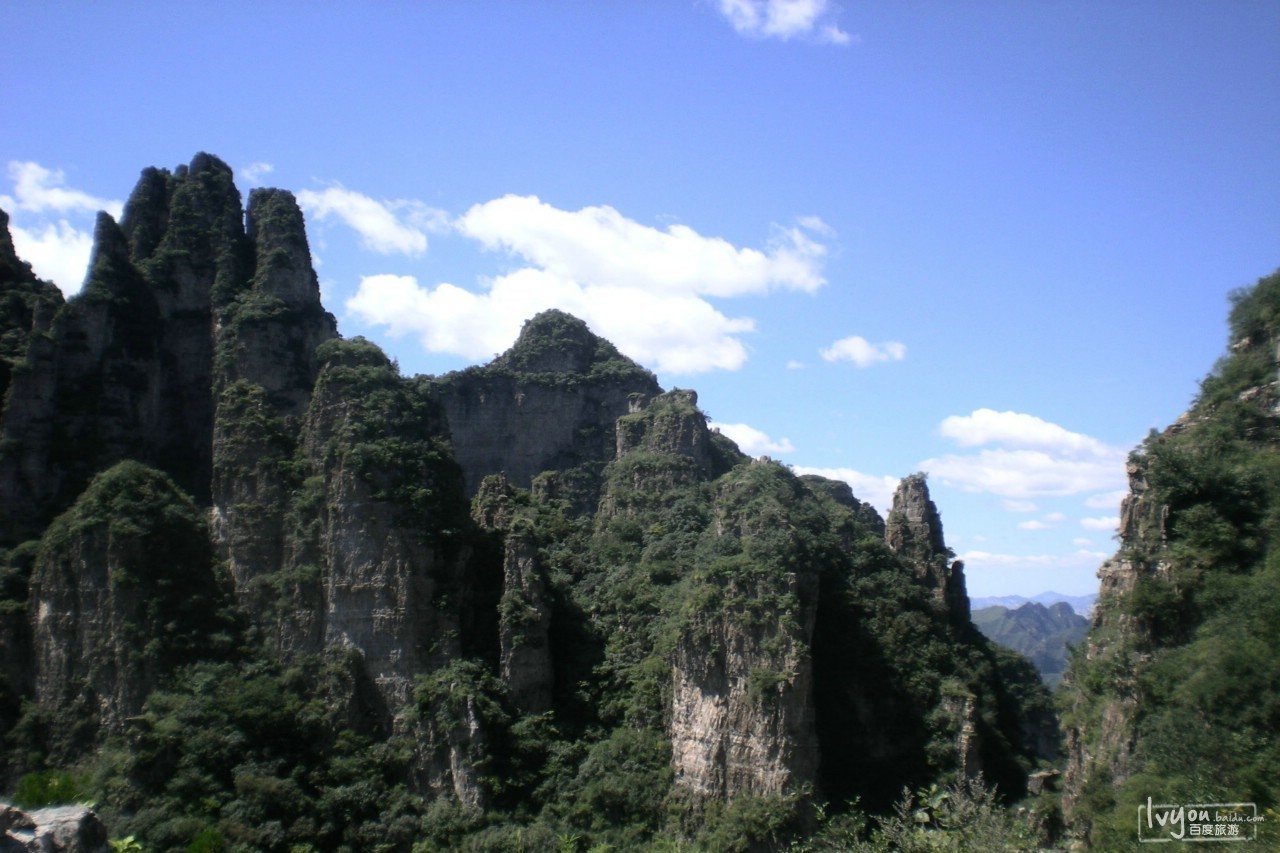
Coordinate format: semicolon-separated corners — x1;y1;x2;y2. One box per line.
1;159;1059;852
1062;270;1280;847
972;602;1088;687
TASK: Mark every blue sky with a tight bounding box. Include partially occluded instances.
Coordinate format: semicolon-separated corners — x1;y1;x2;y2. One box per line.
3;1;1278;596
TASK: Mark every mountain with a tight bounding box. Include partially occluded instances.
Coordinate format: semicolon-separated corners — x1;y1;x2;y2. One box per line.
0;155;1051;851
972;602;1089;687
971;592;1097;617
1059;269;1280;848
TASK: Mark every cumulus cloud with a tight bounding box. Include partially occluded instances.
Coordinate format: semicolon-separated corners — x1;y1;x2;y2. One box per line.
297;185;446;256
1;161;124;295
716;0;852;44
790;465;898;516
939;408;1114;457
923;409;1127;499
346;193;832;374
1081;516;1119;532
711;422;795;456
820;335;906;367
922;448;1125;499
345;270;757;374
5;220;94;295
1;161;122;219
457;195;828;297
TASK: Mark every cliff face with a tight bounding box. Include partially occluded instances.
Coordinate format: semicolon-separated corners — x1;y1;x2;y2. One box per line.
0;155;336;548
28;462;233;753
1060;270;1280;848
667;462;822;805
885;473;970;627
0;155;1049;849
437;310;662;501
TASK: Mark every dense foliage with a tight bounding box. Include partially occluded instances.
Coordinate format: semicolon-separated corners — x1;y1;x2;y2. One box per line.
1062;270;1280;847
3;379;1048;851
0;170;1062;850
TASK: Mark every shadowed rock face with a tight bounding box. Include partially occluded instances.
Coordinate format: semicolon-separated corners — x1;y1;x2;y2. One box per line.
0;154;337;548
28;462;233;759
437;310;663;499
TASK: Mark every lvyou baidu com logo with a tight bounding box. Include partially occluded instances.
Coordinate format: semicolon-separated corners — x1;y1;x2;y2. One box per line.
1140;797;1261;843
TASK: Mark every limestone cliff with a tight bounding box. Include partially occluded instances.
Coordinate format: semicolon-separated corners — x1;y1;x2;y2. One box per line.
668;461;821;805
437;310;662;503
27;462;234;753
1060;269;1280;848
886;473;970;626
0;154;336;548
0;155;1051;849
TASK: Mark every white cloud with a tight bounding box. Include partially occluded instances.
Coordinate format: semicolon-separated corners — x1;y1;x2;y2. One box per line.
239;162;275;185
6;220;94;295
711;422;795;456
297;185;446;256
1081;516;1119;532
1003;500;1038;513
786;360;805;370
1;161;125;296
939;408;1114;457
820;335;906;367
346;193;833;374
1;161;122;219
923;410;1127;499
457;195;828;297
716;0;852;44
345;270;757;375
790;465;897;516
1073;537;1094;548
923;448;1126;499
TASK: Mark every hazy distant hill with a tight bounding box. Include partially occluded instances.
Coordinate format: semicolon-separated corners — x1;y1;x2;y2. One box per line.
971;591;1097;617
971;601;1089;687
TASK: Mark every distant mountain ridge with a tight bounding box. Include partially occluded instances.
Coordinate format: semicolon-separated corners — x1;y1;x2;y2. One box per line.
970;591;1097;617
971;601;1090;688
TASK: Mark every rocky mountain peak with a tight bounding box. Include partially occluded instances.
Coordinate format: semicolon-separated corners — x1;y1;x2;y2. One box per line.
886;472;947;556
886;473;970;624
495;309;637;375
246;188;322;310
